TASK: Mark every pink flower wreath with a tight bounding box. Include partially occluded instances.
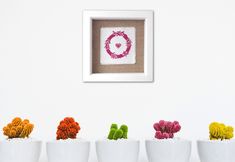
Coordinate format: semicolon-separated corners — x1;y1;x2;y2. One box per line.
104;31;132;59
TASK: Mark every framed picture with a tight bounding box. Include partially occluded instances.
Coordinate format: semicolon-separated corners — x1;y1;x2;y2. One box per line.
83;10;154;82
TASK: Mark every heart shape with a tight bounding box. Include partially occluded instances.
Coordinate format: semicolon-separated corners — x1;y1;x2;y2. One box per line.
115;43;121;48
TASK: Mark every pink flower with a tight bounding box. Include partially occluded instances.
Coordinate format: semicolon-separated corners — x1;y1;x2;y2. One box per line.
159;120;165;128
173;124;181;133
169;133;174;138
153;120;181;140
163;132;169;139
155;131;163;139
153;123;160;131
173;121;179;125
166;121;173;133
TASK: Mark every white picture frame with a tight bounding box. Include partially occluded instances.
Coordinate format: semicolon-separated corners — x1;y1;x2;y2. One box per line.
83;10;154;82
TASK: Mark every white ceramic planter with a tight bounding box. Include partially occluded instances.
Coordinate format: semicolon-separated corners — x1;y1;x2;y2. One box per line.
145;138;191;162
96;139;139;162
0;138;42;162
47;139;90;162
197;139;235;162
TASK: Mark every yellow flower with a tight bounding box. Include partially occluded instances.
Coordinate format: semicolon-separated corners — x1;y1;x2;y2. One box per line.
209;122;234;140
225;126;234;139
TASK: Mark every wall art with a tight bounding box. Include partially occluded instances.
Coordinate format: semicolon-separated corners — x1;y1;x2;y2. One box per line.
83;10;154;82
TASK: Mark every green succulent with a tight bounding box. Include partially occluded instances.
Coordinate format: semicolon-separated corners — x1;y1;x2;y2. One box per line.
107;123;128;140
113;129;123;140
120;125;128;139
111;123;118;130
108;128;116;140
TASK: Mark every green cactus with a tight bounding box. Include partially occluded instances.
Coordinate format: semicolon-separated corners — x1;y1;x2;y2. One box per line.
107;123;128;140
108;128;116;140
113;129;123;140
120;125;128;139
111;124;118;130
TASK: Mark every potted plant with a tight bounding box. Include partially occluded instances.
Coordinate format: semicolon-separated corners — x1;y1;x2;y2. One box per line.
96;123;139;162
46;117;90;162
0;117;42;162
197;122;235;162
145;120;191;162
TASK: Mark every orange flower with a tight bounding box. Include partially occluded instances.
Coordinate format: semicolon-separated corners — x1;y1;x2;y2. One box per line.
3;117;34;138
56;117;80;140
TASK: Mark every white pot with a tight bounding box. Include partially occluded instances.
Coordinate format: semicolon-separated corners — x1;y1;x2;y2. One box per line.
197;139;235;162
47;139;90;162
96;139;139;162
145;138;191;162
0;138;42;162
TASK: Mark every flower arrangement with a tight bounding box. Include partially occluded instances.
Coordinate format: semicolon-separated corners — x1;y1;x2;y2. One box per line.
153;120;181;139
107;123;128;140
3;117;34;138
56;117;80;140
209;122;234;140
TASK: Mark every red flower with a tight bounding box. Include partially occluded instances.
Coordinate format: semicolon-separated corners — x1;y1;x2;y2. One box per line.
56;117;80;140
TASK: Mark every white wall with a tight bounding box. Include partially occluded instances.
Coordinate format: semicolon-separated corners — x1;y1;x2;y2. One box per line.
1;0;235;162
